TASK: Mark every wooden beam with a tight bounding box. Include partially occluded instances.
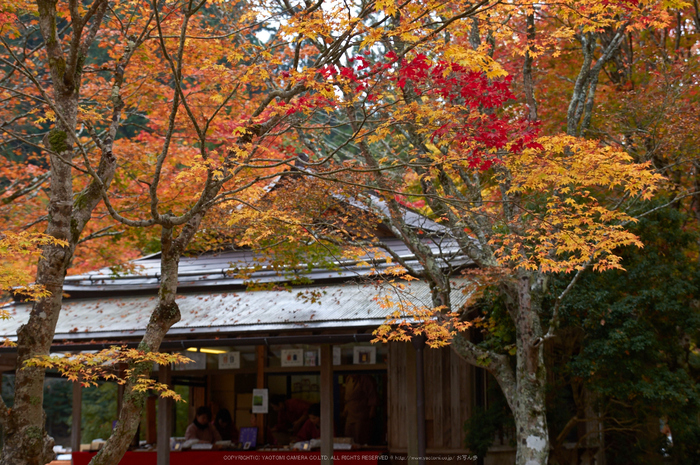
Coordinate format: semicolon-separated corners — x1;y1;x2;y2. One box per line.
256;345;266;445
71;381;82;454
157;363;172;465
320;344;333;465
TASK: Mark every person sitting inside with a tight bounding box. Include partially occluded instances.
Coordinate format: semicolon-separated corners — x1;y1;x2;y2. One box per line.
294;403;321;441
185;406;222;444
270;395;311;434
214;408;239;442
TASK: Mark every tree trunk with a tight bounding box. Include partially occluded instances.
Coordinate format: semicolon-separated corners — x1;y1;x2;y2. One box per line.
0;1;111;463
89;226;183;465
511;349;549;465
89;193;217;465
452;273;549;465
1;254;70;465
509;274;549;465
0;103;79;465
453;332;550;465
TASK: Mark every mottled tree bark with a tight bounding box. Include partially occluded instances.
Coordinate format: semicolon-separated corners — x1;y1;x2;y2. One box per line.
523;13;538;123
90;164;224;465
566;24;628;136
90;226;183;465
0;2;122;463
451;273;549;465
510;275;549;465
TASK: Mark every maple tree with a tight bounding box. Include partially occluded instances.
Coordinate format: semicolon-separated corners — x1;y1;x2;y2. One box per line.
0;0;696;464
0;0;127;460
0;0;297;462
260;1;694;464
0;232;67;308
26;347;189;396
362;71;659;463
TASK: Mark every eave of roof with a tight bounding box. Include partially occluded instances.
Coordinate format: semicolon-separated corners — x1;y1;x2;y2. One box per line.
0;278;473;342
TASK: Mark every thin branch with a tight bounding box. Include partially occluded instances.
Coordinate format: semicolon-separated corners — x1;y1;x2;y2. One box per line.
536;263;590;346
523;12;538;122
78;226;122;244
1;172;50;206
631;190;698;222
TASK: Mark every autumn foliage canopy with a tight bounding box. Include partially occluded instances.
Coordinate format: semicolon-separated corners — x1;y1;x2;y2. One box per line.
0;0;698;462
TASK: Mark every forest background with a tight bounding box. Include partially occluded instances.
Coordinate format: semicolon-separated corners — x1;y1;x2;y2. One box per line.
0;0;699;464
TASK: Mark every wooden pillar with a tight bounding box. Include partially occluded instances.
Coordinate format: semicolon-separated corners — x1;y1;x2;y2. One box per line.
405;343;419;465
71;382;82;453
146;396;157;444
192;387;206;410
256;345;266;445
320;344;333;465
411;336;427;465
157;363;172;465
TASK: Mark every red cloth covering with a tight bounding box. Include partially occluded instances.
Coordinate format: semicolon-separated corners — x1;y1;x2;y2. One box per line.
73;451;384;465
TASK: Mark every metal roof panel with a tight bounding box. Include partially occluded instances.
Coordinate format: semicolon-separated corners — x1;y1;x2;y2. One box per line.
62;237;471;293
1;279;473;341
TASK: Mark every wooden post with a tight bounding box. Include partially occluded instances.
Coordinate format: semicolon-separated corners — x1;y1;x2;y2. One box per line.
157;363;172;465
405;343;419;465
71;381;82;453
192;387;206;411
320;344;333;465
256;345;266;445
412;336;427;465
146;396;157;444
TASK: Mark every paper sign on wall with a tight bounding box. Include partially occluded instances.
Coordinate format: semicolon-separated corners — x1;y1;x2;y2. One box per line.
281;348;304;367
252;388;268;414
353;346;376;365
218;351;240;369
304;350;319;366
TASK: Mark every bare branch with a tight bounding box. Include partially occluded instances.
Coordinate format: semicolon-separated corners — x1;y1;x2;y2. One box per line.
1;172;50;206
78;226;123;244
